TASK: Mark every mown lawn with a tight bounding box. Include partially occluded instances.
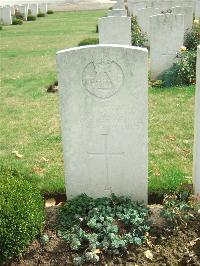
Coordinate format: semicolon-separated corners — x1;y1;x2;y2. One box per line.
0;10;195;195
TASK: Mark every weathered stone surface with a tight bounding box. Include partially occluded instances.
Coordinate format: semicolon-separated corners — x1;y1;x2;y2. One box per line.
153;0;174;11
99;16;131;45
107;8;127;16
127;0;148;16
150;13;184;79
39;3;48;13
173;0;195;12
112;0;125;10
29;3;38;16
172;6;193;31
193;45;200;200
195;0;200;19
56;45;148;203
137;7;160;39
0;6;12;25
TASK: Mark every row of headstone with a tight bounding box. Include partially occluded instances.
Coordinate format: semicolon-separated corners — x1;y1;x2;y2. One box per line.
136;5;193;41
129;2;194;78
98;0;131;45
0;3;48;24
56;1;199;202
98;1;188;79
127;0;199;19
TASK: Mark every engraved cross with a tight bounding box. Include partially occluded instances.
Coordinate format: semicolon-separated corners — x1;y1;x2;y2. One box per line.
87;134;124;190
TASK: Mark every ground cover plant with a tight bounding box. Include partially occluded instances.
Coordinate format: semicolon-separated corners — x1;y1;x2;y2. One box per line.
0;165;45;263
0;10;196;196
10;194;200;265
59;194;151;264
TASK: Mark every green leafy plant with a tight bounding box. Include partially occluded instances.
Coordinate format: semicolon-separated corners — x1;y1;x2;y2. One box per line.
184;22;200;51
131;16;147;47
27;15;36;21
47;10;54;14
158;50;197;87
78;38;99;46
160;194;200;228
12;17;23;25
0;166;45;263
37;13;46;17
0;24;3;30
59;194;150;264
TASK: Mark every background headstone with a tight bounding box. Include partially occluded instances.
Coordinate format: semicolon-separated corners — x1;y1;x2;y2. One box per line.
127;0;148;16
137;7;160;41
150;13;184;79
56;45;148;203
2;6;12;25
39;3;48;13
16;5;28;20
107;9;127;16
193;45;200;200
29;3;38;16
112;0;125;10
195;0;200;19
99;16;131;45
172;6;193;31
153;0;174;11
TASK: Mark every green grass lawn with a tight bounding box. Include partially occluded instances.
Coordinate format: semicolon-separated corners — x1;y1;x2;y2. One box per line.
0;10;195;195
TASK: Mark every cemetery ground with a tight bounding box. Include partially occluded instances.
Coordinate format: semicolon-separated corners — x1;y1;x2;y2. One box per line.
0;10;200;265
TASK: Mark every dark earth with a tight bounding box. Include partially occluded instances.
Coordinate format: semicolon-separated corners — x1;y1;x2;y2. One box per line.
9;202;200;266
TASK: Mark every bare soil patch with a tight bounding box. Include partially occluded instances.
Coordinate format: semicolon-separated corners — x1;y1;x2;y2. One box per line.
9;204;200;266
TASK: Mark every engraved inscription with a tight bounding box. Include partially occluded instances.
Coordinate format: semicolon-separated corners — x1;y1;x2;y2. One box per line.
88;134;124;189
82;59;124;99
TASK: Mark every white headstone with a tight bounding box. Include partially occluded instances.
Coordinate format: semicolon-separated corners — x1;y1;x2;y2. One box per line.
16;5;28;20
0;7;3;23
173;0;195;13
172;6;193;31
152;0;174;11
195;0;200;19
127;0;148;16
39;3;48;13
29;4;38;16
193;45;200;200
137;7;160;39
107;9;127;16
99;16;131;45
150;13;184;79
56;44;148;203
1;6;12;25
112;0;125;10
